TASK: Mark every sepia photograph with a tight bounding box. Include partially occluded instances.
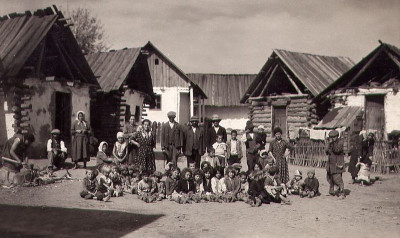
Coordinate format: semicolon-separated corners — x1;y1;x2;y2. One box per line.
0;0;399;237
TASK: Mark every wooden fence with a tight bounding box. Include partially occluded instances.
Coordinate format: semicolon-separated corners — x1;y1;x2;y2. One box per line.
371;141;400;174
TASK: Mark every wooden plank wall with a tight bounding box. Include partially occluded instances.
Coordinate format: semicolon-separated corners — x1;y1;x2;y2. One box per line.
147;53;188;88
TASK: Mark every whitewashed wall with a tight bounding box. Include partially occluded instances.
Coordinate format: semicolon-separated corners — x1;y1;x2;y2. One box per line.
205;106;249;130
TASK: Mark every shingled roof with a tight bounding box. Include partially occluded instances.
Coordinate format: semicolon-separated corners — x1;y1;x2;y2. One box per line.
241;49;354;103
188;73;255;106
0;5;97;85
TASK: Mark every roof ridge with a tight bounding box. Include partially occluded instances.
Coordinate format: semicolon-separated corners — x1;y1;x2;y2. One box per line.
273;48;353;61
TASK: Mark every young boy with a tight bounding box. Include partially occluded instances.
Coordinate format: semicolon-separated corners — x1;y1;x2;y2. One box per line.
301;169;319;198
153;171;166;200
264;166;291;205
213;134;228;168
166;167;180;200
47;129;67;173
137;171;157;203
237;171;250;202
221;166;240;202
287;169;303;195
248;170;270;207
227;130;242;166
200;148;220;168
97;166;114;201
80;169;111;201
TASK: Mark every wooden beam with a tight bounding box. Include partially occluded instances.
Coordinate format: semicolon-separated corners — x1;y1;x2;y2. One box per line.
36;39;46;78
51;34;75;81
248;63;276;99
386;51;400;69
259;64;279;96
280;64;302;94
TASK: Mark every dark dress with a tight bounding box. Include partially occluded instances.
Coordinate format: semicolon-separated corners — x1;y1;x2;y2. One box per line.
348;134;363;178
124;123;138;165
133;131;156;172
1;133;27;172
268;139;291;184
71;120;90;162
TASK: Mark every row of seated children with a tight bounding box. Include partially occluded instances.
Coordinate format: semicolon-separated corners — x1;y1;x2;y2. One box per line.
286;169;320;198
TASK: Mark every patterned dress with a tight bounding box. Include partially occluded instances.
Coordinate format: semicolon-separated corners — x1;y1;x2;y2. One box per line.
133;131;156;172
268;139;291;184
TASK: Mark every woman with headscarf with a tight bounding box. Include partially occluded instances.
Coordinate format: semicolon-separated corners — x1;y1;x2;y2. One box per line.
268;127;292;184
96;141;113;171
71;111;91;169
132;119;156;172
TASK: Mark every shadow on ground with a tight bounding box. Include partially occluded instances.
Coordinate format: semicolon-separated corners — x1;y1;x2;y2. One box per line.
0;204;163;238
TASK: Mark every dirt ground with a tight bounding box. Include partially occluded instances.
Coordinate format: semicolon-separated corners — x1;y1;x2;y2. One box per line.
0;157;399;238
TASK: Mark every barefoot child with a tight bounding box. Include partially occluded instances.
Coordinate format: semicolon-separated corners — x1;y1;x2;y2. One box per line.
237;171;250;202
80;169;110;201
137;171;157;203
287;169;303;195
97;166;114;201
211;166;224;194
165;167;180;200
301;169;319;198
110;165;123;197
153;171;166;200
264;166;291;205
173;168;196;204
221;166;240;202
248;170;270;207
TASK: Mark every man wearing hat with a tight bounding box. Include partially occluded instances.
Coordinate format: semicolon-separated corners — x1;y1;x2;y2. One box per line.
47;129;68;171
183;116;204;168
255;125;267;150
326;129;345;199
161;111;182;166
206;114;227;149
241;121;259;172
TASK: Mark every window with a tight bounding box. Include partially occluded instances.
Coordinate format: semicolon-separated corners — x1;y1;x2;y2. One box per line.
150;94;161;110
155;58;159;65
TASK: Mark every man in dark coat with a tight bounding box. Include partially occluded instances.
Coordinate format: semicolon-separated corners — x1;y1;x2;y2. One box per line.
183;116;204;168
241;121;259;172
326;129;345;199
206;114;227;149
161;111;182;166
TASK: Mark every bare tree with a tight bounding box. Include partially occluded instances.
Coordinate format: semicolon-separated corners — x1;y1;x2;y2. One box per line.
68;8;109;54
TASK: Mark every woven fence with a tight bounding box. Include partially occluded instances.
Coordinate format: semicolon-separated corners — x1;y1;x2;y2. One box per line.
371;141;400;174
290;139;327;168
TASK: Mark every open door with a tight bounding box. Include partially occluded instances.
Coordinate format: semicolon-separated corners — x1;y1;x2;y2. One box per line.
272;106;287;137
365;95;385;131
55;92;72;143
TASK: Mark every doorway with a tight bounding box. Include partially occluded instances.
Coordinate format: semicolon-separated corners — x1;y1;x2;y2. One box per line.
179;92;190;124
55;92;71;142
272;106;287;137
365;95;385;131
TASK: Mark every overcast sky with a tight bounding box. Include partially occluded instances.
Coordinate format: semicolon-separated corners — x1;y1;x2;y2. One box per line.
0;0;399;74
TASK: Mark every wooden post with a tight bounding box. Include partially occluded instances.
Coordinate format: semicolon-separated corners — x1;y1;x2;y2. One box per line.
190;87;194;117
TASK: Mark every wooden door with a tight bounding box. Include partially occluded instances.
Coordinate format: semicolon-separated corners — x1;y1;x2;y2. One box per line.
179;92;190;124
272;106;287;137
55;92;71;143
365;95;385;131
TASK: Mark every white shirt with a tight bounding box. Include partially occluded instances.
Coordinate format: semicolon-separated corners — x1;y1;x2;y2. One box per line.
192;127;197;133
47;139;67;153
230;140;238;154
214;126;219;133
169;121;175;129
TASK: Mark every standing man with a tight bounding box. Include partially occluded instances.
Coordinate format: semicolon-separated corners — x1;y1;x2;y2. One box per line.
326;129;346;199
161;111;182;166
241;121;259;172
206;114;227;149
183;116;204;168
255;125;267;150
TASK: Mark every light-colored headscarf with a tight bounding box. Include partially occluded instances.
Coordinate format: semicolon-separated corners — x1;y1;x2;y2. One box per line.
98;141;108;153
76;111;87;127
117;132;124;139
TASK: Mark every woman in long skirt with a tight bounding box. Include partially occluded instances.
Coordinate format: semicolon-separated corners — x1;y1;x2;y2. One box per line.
132;119;156;172
268;127;292;184
124;115;139;165
71;111;90;169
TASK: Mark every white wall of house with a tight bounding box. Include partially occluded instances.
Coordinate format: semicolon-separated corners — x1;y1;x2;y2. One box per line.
123;89;146;123
205;106;249;130
144;87;189;123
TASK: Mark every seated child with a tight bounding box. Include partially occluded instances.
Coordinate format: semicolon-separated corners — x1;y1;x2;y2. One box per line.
287;169;303;195
355;159;375;185
258;150;269;169
137;171;157;203
253;162;263;172
213;134;228;168
264;166;291;205
165;166;180;200
126;166;140;194
301;169;319;198
221;166;240;202
97;165;114;201
201;167;213;196
47;129;67;173
200;148;220;168
172;168;196;204
113;132;127;164
119;165;130;192
248;170;270;207
153;171;166;200
96;141;113;172
80;169;110;201
193;169;204;202
200;161;212;172
237;171;250;203
188;162;196;172
110;165;123;197
211;166;224;194
232;163;242;176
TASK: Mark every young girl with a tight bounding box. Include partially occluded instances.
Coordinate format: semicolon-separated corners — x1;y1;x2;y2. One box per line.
129;171;141;194
200;161;212;172
137;171;157;203
213;134;228;168
201;167;214;198
237;171;250;203
153;171;166;201
221;166;240;202
80;169;110;201
287;169;303;195
165;167;180;200
264;166;291;205
110;165;123;197
301;169;319;198
97;165;114;201
253;162;263;172
211;166;224;194
96;141;113;172
200;148;220;168
173;168;196;204
113;132;128;164
355;159;376;185
192;169;204;202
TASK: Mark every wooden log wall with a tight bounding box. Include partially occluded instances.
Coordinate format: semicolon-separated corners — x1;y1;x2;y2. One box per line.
249;95;319;138
11;85;33;135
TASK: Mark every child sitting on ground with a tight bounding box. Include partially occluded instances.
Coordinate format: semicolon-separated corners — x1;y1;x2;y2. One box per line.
287;169;303;195
237;171;250;203
248;170;270;207
113;132;128;164
137;171;157;203
201;167;214;199
153;171;166;200
110;165;123;197
211;166;224;195
221;166;240;202
173;168;196;204
264;166;291;205
97;165;114;201
213;134;228;168
193;169;204;202
80;169;110;201
127;167;141;194
200;148;220;168
165;166;180;200
301;169;319;198
200;161;212;172
355;159;376;185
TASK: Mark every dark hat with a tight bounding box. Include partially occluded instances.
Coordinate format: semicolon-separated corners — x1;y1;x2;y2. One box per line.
329;130;339;137
190;116;199;122
167;111;176;118
273;127;283;135
245;121;254;130
51;129;60;135
211;114;222;121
